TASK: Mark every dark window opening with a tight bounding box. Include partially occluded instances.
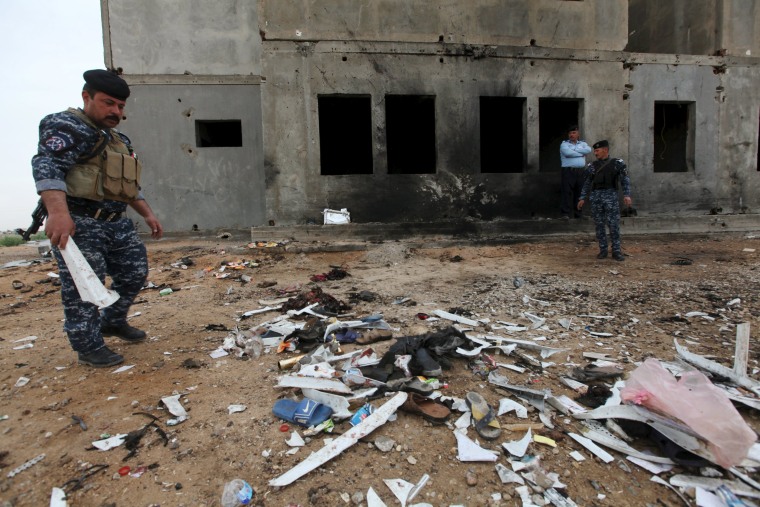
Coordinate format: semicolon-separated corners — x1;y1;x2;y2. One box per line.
654;102;694;173
386;95;436;174
318;95;373;175
195;120;242;147
539;98;581;173
480;97;525;173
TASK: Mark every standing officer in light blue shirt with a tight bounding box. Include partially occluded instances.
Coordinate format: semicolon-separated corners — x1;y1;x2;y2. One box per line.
559;125;592;219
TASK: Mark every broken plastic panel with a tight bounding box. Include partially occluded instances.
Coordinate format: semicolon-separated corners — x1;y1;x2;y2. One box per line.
59;238;119;308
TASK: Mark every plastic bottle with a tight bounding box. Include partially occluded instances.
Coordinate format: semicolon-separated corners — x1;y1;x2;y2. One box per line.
221;479;253;507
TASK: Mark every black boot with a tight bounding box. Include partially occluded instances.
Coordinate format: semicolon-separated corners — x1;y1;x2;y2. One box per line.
596;250;608;259
78;346;124;367
414;348;443;377
101;324;147;342
612;251;625;262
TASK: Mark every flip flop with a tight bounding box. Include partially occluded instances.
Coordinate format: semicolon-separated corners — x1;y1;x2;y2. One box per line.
272;398;333;427
12;280;25;290
465;391;501;441
400;393;451;424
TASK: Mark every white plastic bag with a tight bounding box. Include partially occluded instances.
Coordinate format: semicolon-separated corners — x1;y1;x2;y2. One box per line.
322;208;350;225
59;238;120;308
621;358;756;467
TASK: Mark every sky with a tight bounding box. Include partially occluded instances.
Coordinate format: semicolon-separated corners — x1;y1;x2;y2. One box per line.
0;0;104;232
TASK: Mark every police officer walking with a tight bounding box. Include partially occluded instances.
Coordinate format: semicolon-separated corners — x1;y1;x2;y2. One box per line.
32;69;163;367
577;140;632;261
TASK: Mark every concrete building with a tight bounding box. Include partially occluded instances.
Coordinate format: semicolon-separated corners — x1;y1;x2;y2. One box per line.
102;0;760;232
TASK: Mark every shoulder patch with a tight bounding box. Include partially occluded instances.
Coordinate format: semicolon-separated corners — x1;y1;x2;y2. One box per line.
44;136;69;152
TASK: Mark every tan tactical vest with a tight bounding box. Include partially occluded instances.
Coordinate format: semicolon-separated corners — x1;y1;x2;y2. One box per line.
64;108;142;202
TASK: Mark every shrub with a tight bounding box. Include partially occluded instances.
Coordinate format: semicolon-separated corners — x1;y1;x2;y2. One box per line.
0;232;47;247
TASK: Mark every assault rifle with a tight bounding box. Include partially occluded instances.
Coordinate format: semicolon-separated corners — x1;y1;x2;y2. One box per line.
21;199;47;241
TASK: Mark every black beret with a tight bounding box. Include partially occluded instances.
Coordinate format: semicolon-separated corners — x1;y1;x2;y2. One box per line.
567;125;579;132
593;140;609;149
83;69;130;100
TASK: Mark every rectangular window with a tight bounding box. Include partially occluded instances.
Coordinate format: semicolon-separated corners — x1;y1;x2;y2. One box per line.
539;98;581;173
654;101;694;173
386;95;436;174
318;95;373;175
195;120;242;147
480;97;526;173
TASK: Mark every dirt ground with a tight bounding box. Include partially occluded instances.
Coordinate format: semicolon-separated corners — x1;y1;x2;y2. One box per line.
1;231;759;507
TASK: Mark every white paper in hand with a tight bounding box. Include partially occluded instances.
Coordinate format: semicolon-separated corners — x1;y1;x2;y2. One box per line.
59;238;120;308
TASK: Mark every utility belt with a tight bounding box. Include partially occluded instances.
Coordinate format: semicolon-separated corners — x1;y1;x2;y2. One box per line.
592;185;616;191
68;203;123;222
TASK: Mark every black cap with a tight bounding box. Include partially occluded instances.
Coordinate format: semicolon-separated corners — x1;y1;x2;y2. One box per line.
567;125;579;132
83;69;130;100
593;140;609;149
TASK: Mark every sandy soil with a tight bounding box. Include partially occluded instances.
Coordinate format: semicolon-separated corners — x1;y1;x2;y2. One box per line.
0;231;759;507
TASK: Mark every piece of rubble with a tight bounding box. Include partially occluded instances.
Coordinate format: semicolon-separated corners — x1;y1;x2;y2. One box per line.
269;392;407;487
276;376;353;394
455;431;499;462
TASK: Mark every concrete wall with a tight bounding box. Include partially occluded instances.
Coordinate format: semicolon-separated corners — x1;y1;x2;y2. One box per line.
105;0;261;74
123;84;266;231
260;0;628;50
628;0;760;57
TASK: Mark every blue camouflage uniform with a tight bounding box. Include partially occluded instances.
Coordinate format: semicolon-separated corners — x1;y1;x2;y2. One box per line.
32;109;148;355
579;157;631;255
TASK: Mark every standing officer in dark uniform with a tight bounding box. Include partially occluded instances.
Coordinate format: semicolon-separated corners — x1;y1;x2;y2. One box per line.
577;140;632;261
32;69;163;367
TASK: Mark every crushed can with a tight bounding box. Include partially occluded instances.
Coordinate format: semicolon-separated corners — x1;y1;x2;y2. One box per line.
349;403;374;426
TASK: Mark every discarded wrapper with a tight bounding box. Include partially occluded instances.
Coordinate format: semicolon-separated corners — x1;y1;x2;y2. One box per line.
161;394;189;425
59;238;120;308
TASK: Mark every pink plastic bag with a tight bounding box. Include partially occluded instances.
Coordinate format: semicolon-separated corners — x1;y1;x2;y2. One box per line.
621;358;756;468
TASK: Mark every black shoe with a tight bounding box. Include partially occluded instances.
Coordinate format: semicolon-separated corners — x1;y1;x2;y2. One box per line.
612;252;625;262
414;348;443;377
596;251;608;259
101;324;147;342
78;346;124;367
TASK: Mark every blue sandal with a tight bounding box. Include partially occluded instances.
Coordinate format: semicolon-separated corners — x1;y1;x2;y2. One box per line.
273;398;333;427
